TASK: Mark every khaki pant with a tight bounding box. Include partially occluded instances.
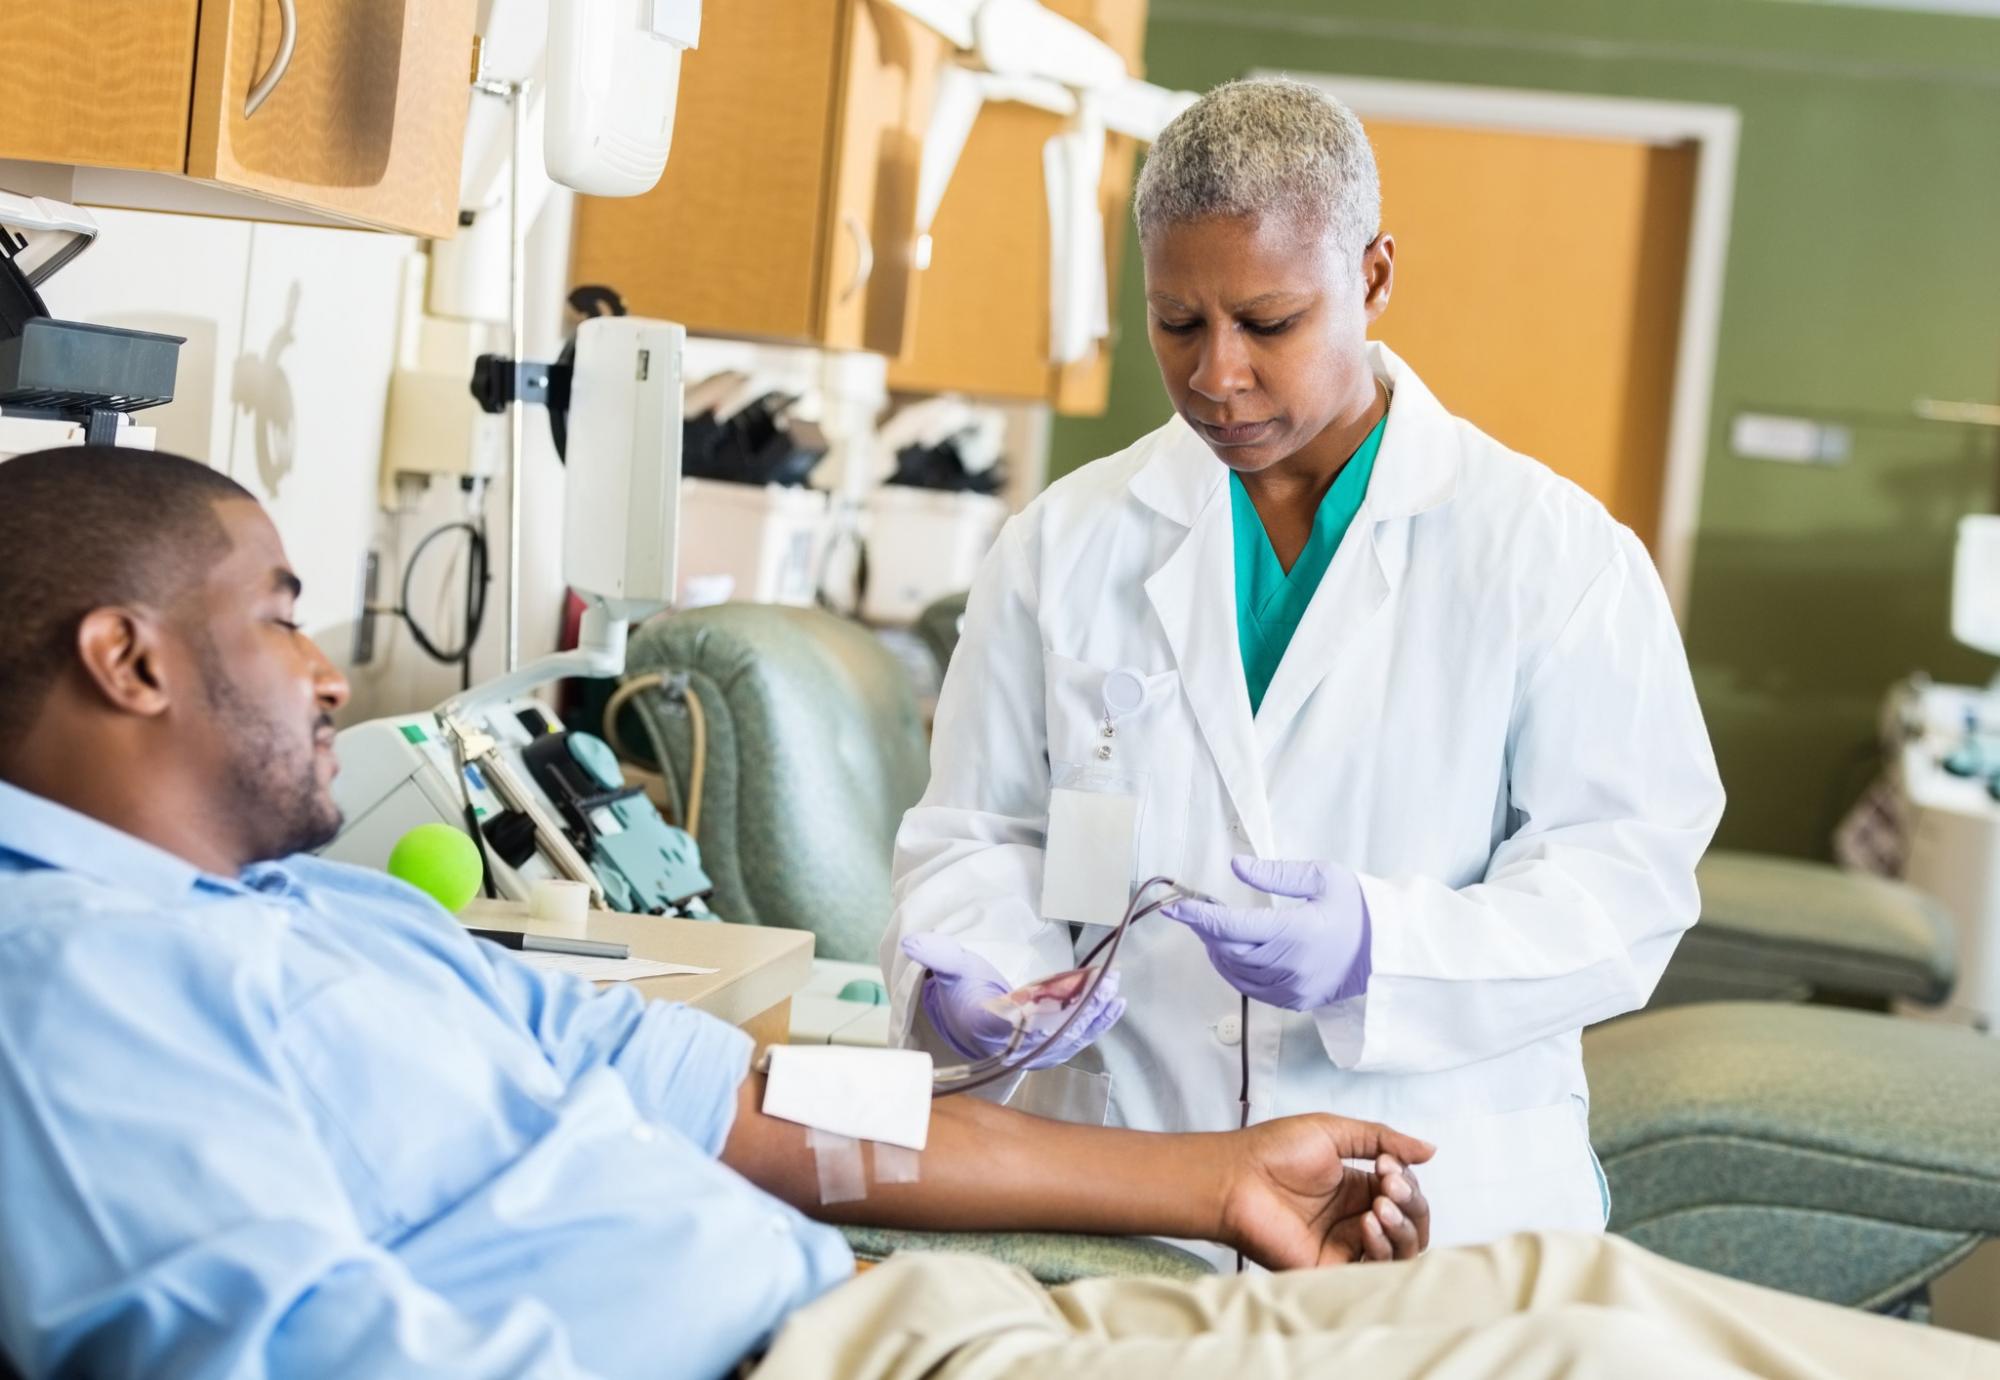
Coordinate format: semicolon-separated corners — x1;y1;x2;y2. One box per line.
753;1233;1994;1380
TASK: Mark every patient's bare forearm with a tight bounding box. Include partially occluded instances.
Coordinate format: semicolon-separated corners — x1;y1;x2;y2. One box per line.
720;1074;1231;1243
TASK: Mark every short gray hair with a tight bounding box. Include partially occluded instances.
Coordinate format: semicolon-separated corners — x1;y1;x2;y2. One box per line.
1133;78;1381;261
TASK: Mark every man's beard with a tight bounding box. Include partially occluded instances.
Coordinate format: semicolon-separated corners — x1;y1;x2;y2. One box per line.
199;653;343;863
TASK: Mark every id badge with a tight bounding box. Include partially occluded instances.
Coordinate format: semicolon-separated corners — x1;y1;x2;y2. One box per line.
1041;764;1141;927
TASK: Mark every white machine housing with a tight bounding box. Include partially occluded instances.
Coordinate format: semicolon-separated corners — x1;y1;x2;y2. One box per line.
544;0;701;196
565;315;686;613
324;699;574;898
1952;515;2000;661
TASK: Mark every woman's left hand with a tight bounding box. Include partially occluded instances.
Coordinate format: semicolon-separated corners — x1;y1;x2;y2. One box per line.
1164;855;1372;1010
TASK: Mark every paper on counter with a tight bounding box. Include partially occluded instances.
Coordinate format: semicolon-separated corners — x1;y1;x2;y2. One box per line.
516;952;719;982
762;1045;933;1151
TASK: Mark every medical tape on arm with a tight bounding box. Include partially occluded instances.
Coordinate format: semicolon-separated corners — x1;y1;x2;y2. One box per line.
872;1143;922;1184
807;1129;869;1203
761;1046;932;1203
804;1131;923;1204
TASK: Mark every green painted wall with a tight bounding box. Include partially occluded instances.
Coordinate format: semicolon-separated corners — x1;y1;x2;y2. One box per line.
1050;0;2000;860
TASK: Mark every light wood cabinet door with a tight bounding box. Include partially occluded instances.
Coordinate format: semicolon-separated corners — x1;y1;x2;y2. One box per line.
885;0;1145;412
0;2;204;174
568;0;942;352
820;0;944;353
186;0;476;238
0;0;472;236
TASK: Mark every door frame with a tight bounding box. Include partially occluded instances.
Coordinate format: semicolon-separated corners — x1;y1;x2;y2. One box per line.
1259;72;1740;622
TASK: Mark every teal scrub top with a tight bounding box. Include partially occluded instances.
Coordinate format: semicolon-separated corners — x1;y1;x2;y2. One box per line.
1231;413;1388;714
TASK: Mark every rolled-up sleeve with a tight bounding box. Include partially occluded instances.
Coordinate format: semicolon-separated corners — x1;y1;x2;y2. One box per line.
477;942;753;1154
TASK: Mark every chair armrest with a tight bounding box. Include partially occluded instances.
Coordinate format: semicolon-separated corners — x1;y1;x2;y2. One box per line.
839;1225;1214;1284
1587;1002;2000;1307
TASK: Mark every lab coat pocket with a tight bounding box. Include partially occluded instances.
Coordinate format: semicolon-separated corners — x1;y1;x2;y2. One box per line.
1043;652;1189;893
1413;1101;1606;1248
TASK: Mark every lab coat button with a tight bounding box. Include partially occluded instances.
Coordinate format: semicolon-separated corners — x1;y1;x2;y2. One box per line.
631;1123;659;1144
1214;1013;1243;1046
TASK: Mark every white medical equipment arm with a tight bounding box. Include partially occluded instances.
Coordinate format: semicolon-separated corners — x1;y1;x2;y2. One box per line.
434;1;701;321
888;0;1193;363
437;604;629;725
0;192;98;286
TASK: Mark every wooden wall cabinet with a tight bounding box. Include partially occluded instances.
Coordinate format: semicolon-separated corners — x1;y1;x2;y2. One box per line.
569;0;1148;415
0;0;476;238
888;0;1145;415
568;0;947;356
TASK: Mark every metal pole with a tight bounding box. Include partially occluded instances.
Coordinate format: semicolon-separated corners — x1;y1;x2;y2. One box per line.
504;78;530;673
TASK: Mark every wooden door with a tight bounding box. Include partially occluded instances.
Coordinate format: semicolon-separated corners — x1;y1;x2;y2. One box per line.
186;0;476;238
0;3;204;174
1365;122;1695;547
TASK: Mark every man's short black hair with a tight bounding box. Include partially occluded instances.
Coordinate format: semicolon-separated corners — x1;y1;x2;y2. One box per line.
0;446;253;758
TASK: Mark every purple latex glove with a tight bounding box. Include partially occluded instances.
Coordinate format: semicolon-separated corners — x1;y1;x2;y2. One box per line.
901;932;1124;1068
1164;856;1373;1010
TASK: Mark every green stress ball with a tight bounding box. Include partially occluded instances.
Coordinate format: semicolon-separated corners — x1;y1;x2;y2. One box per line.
386;822;483;913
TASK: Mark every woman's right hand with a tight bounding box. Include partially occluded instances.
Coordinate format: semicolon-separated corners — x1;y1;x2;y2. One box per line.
901;932;1124;1068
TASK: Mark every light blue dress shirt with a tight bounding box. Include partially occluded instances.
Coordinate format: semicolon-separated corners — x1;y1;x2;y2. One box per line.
0;779;852;1380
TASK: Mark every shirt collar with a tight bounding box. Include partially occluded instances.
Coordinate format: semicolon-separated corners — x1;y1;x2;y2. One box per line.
0;778;236;900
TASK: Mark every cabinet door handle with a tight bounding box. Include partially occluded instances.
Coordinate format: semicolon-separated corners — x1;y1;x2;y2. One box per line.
839;213;874;304
244;0;299;118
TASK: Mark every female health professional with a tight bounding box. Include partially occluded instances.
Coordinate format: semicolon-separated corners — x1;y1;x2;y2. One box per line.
883;78;1724;1252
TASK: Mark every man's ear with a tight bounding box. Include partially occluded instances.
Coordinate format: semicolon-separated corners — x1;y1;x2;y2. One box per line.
73;607;174;719
1362;234;1395;323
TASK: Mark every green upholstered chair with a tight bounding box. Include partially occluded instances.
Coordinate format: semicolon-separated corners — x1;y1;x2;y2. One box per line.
621;603;930;964
1654;852;1958;1011
620;603;1213;1281
1586;1001;2000;1312
839;1226;1212;1284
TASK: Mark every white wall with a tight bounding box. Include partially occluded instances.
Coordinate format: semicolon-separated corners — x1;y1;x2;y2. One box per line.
39;199;577;727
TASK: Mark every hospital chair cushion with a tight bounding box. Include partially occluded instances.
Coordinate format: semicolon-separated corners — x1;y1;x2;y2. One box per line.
1658;852;1958;1007
1587;1002;2000;1309
838;1226;1213;1284
624;604;930;963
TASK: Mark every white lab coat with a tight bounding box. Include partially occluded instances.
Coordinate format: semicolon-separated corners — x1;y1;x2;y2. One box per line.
883;345;1724;1253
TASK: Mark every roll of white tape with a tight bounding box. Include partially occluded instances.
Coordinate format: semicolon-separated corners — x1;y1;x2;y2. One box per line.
529;877;590;927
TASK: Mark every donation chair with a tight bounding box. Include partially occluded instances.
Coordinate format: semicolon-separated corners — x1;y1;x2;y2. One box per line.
1656;851;1958;1011
1587;1001;2000;1315
616;604;2000;1302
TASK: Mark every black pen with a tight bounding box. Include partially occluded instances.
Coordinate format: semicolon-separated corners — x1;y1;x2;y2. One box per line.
467;928;631;960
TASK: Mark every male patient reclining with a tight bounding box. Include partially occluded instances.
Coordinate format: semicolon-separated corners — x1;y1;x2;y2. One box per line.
0;446;1987;1380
